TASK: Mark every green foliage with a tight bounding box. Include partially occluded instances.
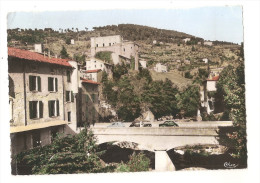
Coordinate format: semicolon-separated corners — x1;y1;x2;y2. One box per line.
115;162;131;172
65;37;71;45
130;56;135;70
137;68;152;83
184;71;193;79
60;46;70;59
115;152;150;172
127;152;150;172
216;61;247;161
14;129;114;174
112;63;128;81
95;51;112;64
198;68;209;79
176;85;200;117
142;78;179;118
73;54;86;64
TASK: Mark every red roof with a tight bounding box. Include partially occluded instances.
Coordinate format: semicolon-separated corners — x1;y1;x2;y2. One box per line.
8;47;72;67
85;69;101;73
81;79;100;85
207;75;220;81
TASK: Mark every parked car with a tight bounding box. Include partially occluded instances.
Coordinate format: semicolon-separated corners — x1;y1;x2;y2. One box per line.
129;121;152;127
107;122;125;128
159;120;179;127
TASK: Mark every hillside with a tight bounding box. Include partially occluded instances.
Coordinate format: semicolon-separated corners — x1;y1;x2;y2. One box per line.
7;24;242;77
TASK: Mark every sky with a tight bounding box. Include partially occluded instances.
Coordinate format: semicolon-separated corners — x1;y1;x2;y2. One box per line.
7;6;243;44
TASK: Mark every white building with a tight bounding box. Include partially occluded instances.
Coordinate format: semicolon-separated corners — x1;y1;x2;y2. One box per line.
85;58;113;78
154;63;167;72
183;38;191;43
202;58;208;64
71;39;75;45
81;69;102;82
34;44;43;53
204;41;213;46
139;60;147;69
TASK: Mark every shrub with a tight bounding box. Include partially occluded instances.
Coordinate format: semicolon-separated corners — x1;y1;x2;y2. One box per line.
127;152;150;172
14;129;114;175
95;51;112;64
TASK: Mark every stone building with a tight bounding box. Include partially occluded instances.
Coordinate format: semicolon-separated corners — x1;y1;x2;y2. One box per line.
8;47;78;155
204;41;213;46
139;60;147;69
200;71;223;114
77;78;100;127
154;63;167;72
85;58;113;78
90;35;139;70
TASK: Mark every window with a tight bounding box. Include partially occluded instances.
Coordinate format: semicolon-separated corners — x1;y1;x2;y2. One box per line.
29;101;43;119
48;100;59;117
123;48;125;52
109;43;111;46
96;44;98;47
67;70;71;82
103;43;105;47
29;75;41;91
48;77;58;92
66;91;74;102
68;112;71;122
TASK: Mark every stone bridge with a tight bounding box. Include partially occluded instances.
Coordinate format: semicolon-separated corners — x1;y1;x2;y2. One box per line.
91;121;233;171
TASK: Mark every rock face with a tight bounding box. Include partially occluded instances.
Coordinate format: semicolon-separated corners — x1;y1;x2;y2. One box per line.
135;109;155;122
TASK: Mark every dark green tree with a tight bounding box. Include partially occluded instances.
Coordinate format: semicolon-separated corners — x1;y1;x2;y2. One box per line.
60;46;70;59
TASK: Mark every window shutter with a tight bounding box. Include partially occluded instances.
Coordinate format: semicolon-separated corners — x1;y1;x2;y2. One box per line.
29;76;33;91
66;91;70;102
39;101;43;118
71;91;74;102
55;78;58;92
56;100;59;116
29;101;33;119
48;77;52;91
37;76;41;91
48;101;51;117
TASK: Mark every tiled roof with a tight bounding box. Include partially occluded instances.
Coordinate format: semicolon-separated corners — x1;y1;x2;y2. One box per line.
207;75;220;81
81;78;100;85
8;47;72;67
85;69;102;73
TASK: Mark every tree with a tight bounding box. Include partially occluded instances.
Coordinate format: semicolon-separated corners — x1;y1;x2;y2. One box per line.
176;85;200;117
216;62;246;162
60;46;70;59
14;129;114;174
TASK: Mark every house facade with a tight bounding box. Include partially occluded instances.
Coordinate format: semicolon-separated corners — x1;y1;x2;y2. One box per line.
77;79;100;127
8;47;81;155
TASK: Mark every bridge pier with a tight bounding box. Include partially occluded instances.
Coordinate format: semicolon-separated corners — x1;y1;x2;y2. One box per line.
155;149;175;171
